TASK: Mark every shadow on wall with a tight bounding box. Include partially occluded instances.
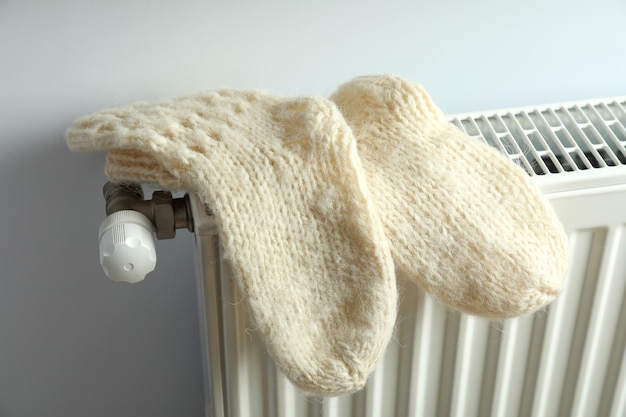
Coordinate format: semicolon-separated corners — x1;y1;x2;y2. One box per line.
0;139;204;417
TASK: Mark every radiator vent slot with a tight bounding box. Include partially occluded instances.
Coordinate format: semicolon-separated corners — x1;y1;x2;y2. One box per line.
450;99;626;177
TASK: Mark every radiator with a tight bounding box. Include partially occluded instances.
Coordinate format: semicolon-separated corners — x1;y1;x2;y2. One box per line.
190;97;626;417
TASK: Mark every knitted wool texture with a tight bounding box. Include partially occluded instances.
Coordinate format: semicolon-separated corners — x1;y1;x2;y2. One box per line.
66;90;398;396
331;75;569;319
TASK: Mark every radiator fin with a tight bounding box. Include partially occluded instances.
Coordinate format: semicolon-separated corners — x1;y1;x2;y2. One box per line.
194;206;626;417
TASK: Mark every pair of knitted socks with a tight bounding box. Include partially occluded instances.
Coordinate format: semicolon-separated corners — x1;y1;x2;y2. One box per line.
66;75;568;396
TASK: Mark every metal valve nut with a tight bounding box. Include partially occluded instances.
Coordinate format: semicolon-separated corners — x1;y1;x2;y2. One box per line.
152;191;176;240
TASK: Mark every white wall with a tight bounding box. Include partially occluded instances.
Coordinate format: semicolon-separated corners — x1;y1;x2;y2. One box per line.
1;1;625;416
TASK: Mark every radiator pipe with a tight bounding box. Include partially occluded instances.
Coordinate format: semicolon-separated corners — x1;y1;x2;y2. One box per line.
103;182;194;239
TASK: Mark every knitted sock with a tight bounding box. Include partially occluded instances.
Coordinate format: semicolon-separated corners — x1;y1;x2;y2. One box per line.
66;89;398;395
330;75;569;319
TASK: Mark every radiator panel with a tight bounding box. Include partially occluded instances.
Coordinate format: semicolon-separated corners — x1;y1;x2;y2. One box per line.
192;97;626;417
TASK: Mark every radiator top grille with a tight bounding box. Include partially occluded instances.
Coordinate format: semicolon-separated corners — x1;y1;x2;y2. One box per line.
450;98;626;177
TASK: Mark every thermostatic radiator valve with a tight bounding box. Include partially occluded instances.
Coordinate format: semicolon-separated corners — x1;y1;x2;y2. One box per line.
98;182;194;283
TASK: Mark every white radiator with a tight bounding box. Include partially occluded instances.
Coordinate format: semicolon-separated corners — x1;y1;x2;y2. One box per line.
190;97;626;417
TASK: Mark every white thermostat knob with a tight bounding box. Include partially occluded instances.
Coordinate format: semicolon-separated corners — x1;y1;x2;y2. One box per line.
98;210;157;283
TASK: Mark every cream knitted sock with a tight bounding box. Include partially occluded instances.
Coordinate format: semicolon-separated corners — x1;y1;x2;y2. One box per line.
66;89;398;395
331;75;569;319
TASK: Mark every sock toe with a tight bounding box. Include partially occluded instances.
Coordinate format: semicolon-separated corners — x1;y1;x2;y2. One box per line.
331;75;569;319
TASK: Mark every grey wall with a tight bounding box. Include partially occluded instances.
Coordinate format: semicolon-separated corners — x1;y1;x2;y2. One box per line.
1;1;625;416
